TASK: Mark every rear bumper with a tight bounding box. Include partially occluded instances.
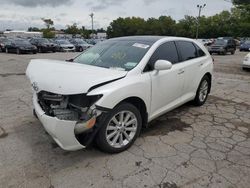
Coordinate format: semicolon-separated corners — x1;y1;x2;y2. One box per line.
33;94;85;151
209;49;225;53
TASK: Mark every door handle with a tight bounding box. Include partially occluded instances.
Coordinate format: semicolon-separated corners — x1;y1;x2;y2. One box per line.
178;70;185;75
199;63;204;67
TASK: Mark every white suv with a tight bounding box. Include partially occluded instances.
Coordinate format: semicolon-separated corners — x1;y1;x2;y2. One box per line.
26;36;213;153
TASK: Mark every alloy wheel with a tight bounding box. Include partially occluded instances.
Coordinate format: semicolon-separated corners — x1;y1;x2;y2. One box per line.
105;111;138;148
199;80;208;102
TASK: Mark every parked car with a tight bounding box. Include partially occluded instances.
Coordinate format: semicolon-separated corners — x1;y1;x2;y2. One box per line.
30;38;56;53
85;39;97;45
69;38;93;52
26;36;213;153
0;37;11;52
240;40;250;52
54;39;75;52
5;38;37;54
242;53;250;70
197;39;212;46
208;38;236;55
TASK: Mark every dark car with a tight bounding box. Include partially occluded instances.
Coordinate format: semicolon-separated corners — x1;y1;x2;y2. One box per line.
0;38;11;52
69;38;93;52
30;38;56;53
208;38;236;55
5;39;37;54
240;40;250;52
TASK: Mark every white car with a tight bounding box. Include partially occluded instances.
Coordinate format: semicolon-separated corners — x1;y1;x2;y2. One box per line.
54;39;75;52
243;53;250;70
26;36;213;153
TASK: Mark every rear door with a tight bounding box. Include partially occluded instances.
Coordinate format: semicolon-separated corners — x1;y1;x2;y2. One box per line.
175;41;206;99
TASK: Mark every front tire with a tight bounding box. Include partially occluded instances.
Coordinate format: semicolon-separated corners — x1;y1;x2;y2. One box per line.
193;76;210;106
95;103;142;153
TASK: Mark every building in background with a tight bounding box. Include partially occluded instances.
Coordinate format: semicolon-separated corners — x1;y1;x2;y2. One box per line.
3;30;42;38
97;32;107;39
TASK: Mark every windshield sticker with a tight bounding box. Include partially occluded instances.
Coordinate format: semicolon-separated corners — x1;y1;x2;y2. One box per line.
109;67;126;71
132;43;150;49
125;62;137;68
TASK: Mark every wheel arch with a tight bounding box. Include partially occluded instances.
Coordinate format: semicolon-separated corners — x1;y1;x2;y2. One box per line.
116;96;148;128
203;72;212;93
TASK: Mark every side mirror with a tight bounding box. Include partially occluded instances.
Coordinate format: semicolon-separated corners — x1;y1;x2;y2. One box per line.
154;60;172;71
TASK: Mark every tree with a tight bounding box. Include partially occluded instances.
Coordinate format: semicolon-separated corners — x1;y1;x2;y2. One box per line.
42;29;55;38
40;18;55;38
233;0;250;5
65;23;81;35
41;18;54;29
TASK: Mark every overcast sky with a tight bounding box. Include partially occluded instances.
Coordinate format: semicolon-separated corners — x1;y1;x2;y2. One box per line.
0;0;233;31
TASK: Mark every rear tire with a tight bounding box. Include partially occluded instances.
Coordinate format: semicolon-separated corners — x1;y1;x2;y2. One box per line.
193;75;210;106
95;103;142;153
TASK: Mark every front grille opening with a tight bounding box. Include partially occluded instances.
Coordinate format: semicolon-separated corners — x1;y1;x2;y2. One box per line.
37;91;96;121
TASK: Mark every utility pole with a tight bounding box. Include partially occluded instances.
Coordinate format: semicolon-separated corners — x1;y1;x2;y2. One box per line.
196;4;206;39
90;13;94;39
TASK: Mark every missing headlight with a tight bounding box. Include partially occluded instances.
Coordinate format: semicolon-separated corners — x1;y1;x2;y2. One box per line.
38;91;102;121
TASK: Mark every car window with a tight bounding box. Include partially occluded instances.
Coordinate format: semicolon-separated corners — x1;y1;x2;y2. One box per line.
146;42;179;71
194;43;206;57
176;41;198;62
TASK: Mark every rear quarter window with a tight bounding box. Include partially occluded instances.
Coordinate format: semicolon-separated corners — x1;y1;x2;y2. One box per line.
194;43;206;57
176;41;197;61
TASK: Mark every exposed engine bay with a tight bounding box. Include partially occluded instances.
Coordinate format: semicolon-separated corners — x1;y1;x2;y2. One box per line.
37;91;102;134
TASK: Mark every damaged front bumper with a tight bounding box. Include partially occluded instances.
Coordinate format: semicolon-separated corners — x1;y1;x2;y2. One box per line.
33;94;100;151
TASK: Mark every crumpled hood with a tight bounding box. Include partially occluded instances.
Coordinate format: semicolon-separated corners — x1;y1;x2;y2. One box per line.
26;59;127;95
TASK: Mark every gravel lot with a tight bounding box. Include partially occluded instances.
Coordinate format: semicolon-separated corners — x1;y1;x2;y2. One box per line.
0;51;250;188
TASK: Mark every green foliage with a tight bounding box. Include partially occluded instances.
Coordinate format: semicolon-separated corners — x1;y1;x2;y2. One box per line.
64;24;100;39
65;23;80;35
233;0;250;5
107;5;250;38
42;28;55;38
41;18;54;29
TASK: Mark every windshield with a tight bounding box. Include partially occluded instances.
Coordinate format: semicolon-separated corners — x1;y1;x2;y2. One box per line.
14;39;31;45
214;39;227;45
244;41;250;45
57;40;71;44
37;38;50;43
74;40;151;71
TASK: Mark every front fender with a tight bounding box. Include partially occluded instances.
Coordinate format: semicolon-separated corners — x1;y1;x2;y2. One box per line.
87;74;151;111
